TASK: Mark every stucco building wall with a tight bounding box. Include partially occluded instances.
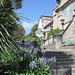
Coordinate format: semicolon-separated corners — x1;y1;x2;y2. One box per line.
53;0;74;30
62;18;75;42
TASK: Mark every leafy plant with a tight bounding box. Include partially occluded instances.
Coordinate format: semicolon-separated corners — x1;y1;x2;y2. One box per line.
31;24;38;35
0;0;24;74
47;28;60;38
23;35;41;44
0;0;23;57
0;46;56;75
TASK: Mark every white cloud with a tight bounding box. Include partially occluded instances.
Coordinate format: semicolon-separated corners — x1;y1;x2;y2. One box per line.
34;21;38;24
22;21;38;34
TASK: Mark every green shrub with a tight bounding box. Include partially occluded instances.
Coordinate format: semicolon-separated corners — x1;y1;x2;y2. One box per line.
47;28;60;38
62;40;75;46
24;35;41;44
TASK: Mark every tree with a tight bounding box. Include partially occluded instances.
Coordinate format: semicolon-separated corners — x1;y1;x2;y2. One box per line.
31;24;38;35
0;0;23;9
13;25;25;40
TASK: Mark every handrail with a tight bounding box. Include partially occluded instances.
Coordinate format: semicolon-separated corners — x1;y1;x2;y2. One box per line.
50;62;72;75
64;67;72;75
62;15;74;36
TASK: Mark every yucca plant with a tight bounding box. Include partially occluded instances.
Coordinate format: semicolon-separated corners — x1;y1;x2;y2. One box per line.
0;0;23;61
0;0;25;74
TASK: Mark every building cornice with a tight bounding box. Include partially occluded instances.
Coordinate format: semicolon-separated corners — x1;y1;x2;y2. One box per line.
55;0;74;13
40;15;53;19
43;21;53;29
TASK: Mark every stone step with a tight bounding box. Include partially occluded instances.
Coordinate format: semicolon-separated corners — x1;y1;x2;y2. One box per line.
44;53;73;56
71;64;75;68
72;73;75;75
44;49;74;53
72;68;75;73
44;51;73;55
51;64;75;69
50;64;75;75
45;55;72;59
49;68;70;75
56;58;74;62
60;46;75;49
43;48;75;75
56;61;75;65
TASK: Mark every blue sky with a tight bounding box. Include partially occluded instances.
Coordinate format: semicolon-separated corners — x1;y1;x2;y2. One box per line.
17;0;57;34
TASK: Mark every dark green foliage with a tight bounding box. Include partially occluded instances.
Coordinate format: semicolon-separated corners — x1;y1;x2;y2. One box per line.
0;0;23;53
62;40;75;46
0;0;23;72
0;50;31;75
23;35;41;44
31;24;38;35
47;28;60;38
12;25;25;40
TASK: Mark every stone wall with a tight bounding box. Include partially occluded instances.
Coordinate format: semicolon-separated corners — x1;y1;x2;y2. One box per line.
42;38;53;47
62;17;75;42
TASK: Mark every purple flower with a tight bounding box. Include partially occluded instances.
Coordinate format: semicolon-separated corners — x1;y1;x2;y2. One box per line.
24;53;26;57
18;50;22;54
49;56;56;63
20;47;22;50
29;60;37;69
29;47;31;49
41;50;45;54
18;55;20;58
46;58;52;63
30;54;33;57
24;53;30;57
53;56;56;62
33;50;37;55
39;57;47;64
34;48;38;51
27;53;29;56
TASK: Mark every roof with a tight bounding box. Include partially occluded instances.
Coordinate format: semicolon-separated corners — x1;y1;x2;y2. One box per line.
40;15;53;19
55;0;74;13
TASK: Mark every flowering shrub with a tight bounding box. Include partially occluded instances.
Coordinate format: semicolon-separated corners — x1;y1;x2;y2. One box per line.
0;45;56;75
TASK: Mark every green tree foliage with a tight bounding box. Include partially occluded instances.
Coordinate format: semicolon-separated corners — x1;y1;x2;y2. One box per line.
23;34;41;44
47;28;60;38
31;24;38;35
12;24;25;40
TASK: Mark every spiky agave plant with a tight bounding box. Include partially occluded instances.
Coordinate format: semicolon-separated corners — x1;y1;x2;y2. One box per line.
0;0;23;61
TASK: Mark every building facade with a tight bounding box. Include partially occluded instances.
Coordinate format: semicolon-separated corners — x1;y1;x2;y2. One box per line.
53;0;75;30
36;0;75;47
35;15;53;39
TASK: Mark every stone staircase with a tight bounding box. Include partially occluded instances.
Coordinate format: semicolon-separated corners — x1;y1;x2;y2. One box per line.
43;46;75;75
44;43;56;50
